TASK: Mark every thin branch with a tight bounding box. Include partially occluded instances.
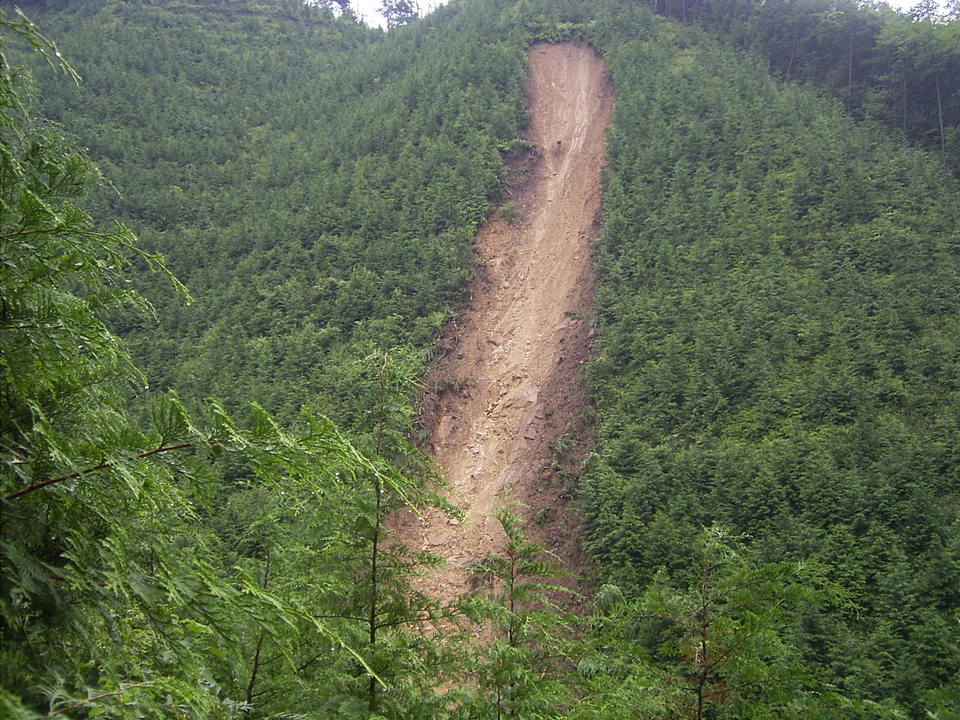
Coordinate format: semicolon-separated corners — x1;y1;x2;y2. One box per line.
1;225;129;241
0;323;66;331
314;613;367;623
373;608;460;630
4;443;193;501
700;626;765;675
47;682;154;717
296;652;329;673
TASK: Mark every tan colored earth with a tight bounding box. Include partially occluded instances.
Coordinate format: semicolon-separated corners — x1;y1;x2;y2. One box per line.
392;42;612;604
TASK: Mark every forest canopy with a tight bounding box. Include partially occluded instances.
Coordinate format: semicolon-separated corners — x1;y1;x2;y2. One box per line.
1;0;958;717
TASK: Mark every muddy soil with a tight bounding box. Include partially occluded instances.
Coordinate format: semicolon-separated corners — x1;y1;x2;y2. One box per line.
392;42;612;604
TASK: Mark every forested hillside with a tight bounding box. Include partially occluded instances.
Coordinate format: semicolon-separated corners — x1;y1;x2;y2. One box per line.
2;0;958;717
581;4;960;713
16;0;529;428
647;0;960;170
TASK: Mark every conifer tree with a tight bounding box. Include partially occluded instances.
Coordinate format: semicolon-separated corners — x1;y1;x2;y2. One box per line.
380;0;419;28
574;527;904;720
457;509;575;720
0;13;407;716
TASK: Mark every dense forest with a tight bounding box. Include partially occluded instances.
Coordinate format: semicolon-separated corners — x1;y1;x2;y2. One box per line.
650;0;960;169
2;0;958;718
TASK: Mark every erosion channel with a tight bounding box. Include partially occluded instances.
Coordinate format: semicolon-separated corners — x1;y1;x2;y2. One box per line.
394;42;612;605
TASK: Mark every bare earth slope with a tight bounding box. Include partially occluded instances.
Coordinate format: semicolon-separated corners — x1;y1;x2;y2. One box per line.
394;43;612;602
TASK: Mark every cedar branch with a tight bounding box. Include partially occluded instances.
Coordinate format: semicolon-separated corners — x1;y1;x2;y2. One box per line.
4;443;193;501
47;682;155;717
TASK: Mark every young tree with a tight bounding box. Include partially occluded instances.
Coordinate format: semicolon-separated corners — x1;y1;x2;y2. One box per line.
456;509;575;720
336;347;459;718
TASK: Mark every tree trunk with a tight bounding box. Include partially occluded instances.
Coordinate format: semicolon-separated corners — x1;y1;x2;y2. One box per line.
936;74;945;152
785;38;798;79
244;550;272;716
367;352;390;714
847;32;854;111
367;482;382;715
903;75;908;133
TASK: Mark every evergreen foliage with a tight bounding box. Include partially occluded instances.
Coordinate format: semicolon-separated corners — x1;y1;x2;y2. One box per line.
0;10;450;717
643;0;960;170
580;2;960;714
3;0;959;716
18;0;528;428
574;528;877;719
457;509;576;719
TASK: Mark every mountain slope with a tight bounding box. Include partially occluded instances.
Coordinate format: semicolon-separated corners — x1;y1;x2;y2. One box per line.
6;0;959;715
583;4;960;711
394;41;611;602
20;0;528;426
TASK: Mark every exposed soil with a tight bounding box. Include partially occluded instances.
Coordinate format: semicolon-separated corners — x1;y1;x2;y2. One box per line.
392;42;612;604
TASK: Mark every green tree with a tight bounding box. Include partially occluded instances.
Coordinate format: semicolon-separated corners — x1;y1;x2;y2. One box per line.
576;527;873;720
0;14;392;717
456;509;575;720
380;0;419;28
332;347;459;718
